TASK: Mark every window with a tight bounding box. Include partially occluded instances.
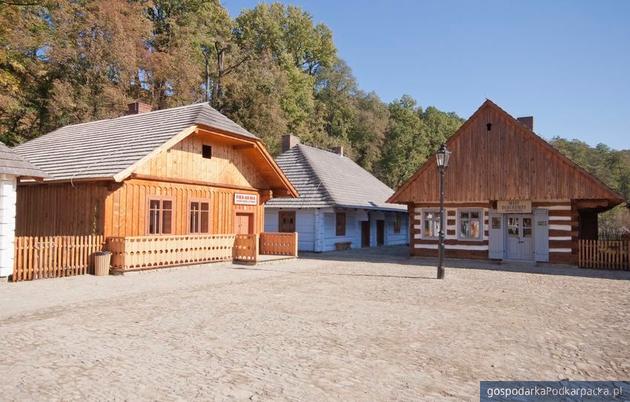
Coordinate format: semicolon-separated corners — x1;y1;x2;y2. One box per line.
189;200;210;233
202;144;212;159
422;211;441;238
335;212;346;236
459;210;482;240
522;217;532;238
491;216;502;230
148;198;173;234
507;217;519;237
393;214;402;234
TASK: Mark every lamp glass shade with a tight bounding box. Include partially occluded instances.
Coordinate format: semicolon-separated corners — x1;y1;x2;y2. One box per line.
436;145;451;168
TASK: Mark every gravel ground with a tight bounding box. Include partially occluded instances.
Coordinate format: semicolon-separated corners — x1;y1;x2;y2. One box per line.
1;246;629;401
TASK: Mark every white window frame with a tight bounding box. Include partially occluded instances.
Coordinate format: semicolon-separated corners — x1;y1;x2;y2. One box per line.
457;208;483;241
421;209;441;239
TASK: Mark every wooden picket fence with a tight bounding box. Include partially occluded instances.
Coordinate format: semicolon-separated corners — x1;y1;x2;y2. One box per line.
260;232;298;256
13;235;105;282
578;240;630;270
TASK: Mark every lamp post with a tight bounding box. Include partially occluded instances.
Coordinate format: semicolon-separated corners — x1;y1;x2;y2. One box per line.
436;143;451;279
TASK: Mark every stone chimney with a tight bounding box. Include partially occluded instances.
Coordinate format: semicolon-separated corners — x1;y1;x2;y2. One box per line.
127;101;153;115
281;134;300;152
517;116;534;130
331;146;344;156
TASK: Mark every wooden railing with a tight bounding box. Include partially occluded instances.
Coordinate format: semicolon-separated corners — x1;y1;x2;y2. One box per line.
260;232;298;256
108;234;236;272
13;235;105;282
233;234;258;264
578;240;630;270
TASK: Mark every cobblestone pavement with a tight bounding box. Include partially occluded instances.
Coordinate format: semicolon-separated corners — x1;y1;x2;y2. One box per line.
1;247;629;401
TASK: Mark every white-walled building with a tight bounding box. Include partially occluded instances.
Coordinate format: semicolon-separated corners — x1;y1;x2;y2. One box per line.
0;143;47;278
265;135;408;252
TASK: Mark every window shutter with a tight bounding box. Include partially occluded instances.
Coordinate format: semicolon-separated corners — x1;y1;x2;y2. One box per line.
534;208;549;262
488;212;504;259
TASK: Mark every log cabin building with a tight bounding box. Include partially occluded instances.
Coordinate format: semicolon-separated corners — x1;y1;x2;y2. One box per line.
388;100;625;264
13;102;297;239
265;135;408;252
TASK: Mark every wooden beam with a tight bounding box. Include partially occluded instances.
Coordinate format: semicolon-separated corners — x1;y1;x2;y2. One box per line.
574;199;610;210
232;144;256;150
128;173;268;193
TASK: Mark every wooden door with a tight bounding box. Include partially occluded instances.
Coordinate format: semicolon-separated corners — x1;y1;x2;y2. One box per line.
361;221;370;247
376;220;385;246
278;211;296;233
235;213;253;235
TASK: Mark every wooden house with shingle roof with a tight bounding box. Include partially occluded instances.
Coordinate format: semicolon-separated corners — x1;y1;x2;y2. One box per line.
265;135;408;252
388;100;625;264
13;101;297;240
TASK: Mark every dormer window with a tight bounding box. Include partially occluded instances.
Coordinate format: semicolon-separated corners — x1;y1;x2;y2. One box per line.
202;144;212;159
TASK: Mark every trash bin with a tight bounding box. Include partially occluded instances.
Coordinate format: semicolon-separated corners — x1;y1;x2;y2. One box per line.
94;251;111;276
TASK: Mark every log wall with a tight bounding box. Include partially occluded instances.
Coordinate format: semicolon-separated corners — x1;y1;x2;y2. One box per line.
410;200;578;264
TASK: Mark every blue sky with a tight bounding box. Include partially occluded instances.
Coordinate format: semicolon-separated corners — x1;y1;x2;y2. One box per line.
224;0;630;150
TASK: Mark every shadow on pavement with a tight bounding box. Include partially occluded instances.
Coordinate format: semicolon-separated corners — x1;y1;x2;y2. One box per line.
295;245;630;281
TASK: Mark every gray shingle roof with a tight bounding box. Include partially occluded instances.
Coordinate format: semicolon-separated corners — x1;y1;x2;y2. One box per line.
266;144;406;211
0;142;48;178
13;103;256;181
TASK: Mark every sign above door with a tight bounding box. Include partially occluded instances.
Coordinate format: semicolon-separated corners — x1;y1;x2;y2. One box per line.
234;193;258;205
497;200;532;214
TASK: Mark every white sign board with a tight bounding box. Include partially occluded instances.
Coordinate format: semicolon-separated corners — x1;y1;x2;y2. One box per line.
497;200;532;214
234;193;258;205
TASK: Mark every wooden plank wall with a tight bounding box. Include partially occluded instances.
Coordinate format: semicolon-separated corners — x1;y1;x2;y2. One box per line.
134;134;267;189
394;106;620;203
16;182;109;236
104;179;264;237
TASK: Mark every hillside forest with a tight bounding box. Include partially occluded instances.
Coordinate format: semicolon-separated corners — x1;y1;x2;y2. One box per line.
0;1;628;233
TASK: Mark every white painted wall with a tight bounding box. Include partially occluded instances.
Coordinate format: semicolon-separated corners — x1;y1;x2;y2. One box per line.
265;209;317;251
0;174;17;277
322;210;363;251
266;207;409;252
384;212;409;246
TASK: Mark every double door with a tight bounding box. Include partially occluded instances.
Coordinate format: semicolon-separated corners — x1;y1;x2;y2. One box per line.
506;214;533;260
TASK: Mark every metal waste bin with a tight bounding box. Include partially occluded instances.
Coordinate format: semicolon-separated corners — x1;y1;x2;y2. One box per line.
94;251;111;276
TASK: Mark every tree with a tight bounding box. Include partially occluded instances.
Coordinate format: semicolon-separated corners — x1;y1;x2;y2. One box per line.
349;91;389;172
234;3;335;75
378;96;427;187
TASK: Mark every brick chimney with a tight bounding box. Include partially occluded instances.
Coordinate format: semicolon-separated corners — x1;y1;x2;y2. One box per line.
127;101;152;115
281;134;300;152
331;146;344;156
517;116;534;130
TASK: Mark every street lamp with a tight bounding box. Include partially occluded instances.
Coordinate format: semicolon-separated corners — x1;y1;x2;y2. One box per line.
436;143;451;279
